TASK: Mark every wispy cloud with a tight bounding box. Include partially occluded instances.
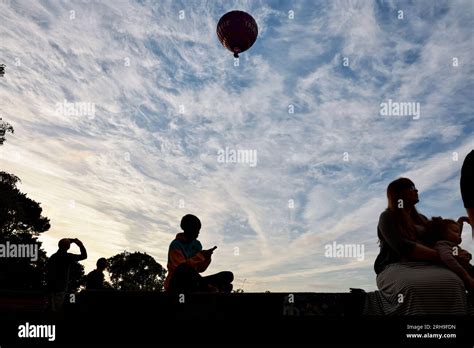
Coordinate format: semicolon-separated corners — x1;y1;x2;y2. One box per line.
0;0;472;291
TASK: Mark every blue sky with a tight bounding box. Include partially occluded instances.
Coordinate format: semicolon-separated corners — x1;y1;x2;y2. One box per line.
0;0;473;292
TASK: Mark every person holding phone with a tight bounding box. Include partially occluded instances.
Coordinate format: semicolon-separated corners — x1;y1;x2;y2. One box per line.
164;214;233;293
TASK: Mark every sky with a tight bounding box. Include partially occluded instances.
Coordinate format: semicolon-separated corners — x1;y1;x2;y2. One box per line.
0;0;473;292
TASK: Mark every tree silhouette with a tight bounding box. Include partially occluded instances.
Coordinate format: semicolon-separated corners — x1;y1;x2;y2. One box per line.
0;172;50;290
0;118;14;145
107;251;166;291
0;172;50;236
69;262;86;293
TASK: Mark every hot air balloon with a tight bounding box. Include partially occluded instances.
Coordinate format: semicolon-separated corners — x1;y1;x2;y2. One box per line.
216;10;258;58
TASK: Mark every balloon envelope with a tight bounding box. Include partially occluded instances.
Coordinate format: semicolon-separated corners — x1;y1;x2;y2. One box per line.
216;10;258;58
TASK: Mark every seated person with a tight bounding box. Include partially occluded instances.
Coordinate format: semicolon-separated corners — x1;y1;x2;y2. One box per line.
425;217;474;290
366;178;471;315
86;258;108;290
164;214;233;293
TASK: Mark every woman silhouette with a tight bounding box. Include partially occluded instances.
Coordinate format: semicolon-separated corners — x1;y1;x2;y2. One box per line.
365;178;472;315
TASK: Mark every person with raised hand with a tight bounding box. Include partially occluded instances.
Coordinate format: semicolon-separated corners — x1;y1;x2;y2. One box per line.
47;238;87;311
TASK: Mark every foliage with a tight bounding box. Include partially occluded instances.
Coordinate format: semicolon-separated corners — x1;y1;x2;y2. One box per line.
107;251;166;291
0;172;50;290
0;118;14;145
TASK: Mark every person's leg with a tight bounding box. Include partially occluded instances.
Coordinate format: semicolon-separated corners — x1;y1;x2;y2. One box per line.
168;263;202;293
202;271;234;293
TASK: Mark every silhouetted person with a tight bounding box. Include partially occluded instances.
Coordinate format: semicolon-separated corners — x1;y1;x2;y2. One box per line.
86;258;107;290
370;178;470;315
460;150;474;238
47;238;87;311
164;214;233;293
425;217;474;290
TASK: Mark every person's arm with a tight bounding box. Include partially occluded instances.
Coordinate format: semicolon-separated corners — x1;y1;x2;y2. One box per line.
378;211;439;262
434;242;470;281
456;249;472;266
70;239;87;261
378;211;416;256
457;216;470;228
194;253;211;273
406;242;440;261
168;246;210;273
195;247;216;273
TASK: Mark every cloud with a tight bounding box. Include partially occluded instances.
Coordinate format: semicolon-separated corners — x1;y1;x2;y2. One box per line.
0;0;472;291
